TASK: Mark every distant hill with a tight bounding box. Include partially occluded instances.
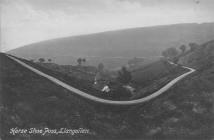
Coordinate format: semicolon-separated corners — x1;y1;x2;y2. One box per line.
8;23;214;69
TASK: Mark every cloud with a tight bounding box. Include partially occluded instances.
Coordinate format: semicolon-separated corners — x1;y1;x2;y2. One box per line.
1;0;214;51
1;0;115;14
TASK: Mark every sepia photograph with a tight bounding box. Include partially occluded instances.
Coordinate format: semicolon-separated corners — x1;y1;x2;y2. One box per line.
0;0;214;139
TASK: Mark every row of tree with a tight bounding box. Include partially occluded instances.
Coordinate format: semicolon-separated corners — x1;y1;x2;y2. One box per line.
117;66;132;85
30;58;52;63
33;57;87;65
162;42;199;60
77;58;86;66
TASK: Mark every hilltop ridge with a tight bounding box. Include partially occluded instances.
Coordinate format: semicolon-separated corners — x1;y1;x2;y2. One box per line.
8;23;214;68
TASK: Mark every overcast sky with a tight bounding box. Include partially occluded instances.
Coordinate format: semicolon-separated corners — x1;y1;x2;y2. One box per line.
1;0;214;51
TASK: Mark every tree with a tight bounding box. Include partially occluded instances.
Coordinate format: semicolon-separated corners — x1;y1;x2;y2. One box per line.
180;45;186;53
38;58;45;63
48;59;52;63
162;47;179;59
77;58;82;66
117;66;132;85
128;57;143;66
30;59;34;62
189;43;199;51
81;58;86;65
82;58;86;63
98;63;104;72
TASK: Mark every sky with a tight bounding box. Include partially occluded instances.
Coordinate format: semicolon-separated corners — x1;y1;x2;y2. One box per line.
1;0;214;52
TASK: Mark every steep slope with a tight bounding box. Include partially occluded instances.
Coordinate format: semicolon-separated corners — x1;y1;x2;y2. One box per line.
120;40;214;138
8;23;214;67
0;53;97;139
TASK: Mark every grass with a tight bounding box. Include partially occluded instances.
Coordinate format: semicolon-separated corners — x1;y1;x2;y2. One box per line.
132;60;183;86
131;60;188;99
6;55;136;101
39;63;96;82
0;53;97;139
7;54;106;98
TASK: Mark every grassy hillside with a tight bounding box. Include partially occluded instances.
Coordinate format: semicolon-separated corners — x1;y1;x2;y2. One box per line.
132;60;178;85
7;55;133;101
178;40;214;69
8;23;214;68
0;53;97;139
131;60;188;98
11;54;189;101
38;62;97;82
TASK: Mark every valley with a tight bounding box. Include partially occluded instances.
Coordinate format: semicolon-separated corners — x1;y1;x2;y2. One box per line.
1;26;214;139
1;39;214;139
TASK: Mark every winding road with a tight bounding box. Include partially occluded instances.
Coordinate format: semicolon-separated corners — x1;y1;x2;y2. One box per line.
6;54;195;106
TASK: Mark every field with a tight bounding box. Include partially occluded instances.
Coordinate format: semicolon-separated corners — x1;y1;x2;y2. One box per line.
131;60;188;98
7;54;133;101
10;54;189;102
38;63;97;82
12;54;188;101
